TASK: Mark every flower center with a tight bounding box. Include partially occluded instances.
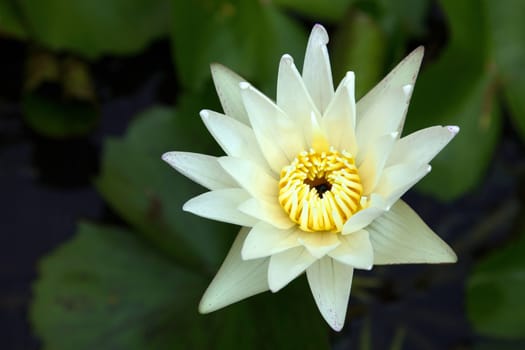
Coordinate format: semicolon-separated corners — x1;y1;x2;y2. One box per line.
278;148;363;232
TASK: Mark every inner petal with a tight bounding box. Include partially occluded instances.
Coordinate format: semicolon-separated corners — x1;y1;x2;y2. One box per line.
278;147;363;232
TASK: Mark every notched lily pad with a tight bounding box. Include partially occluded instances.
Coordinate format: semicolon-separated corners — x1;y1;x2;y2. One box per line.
30;223;205;350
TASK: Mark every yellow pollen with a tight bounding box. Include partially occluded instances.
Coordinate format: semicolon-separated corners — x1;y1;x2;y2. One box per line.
278;147;363;232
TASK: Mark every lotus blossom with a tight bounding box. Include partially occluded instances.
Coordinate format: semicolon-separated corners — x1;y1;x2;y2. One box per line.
162;24;458;331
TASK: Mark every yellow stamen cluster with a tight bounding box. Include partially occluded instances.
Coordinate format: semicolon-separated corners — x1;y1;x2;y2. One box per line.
278;148;363;232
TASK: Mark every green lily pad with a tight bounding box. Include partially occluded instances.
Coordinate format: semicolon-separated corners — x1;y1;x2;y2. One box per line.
18;0;171;58
272;0;354;22
0;0;28;38
95;104;232;270
22;93;99;138
405;0;500;201
31;223;330;349
467;233;525;339
170;0;307;93
331;10;387;99
376;0;431;37
483;0;525;142
30;223;206;350
22;53;99;138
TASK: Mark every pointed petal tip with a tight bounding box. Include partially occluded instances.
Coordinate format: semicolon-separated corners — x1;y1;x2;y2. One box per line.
412;45;425;57
161;151;182;169
197;299;213;314
363;262;373;271
306;258;353;332
198;292;226;314
268;276;284;293
330;322;344;332
199;109;210;119
181;199;192;212
423;244;458;264
442;246;458;263
338;71;355;91
209;62;221;71
161;151;173;163
345;71;355;80
209;63;220;78
281;53;294;64
404;46;425;71
446;125;460;135
210;61;226;68
311;24;329;43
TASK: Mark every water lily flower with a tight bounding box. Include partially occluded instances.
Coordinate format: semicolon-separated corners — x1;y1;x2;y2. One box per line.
162;24;458;331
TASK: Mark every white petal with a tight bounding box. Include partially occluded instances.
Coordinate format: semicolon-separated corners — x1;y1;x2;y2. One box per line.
322;72;357;155
210;63;250;125
242;223;301;260
355;85;408;158
329;230;374;269
162;152;236;190
183;188;258;227
306;257;354;331
200;109;268;168
356;46;424;126
368;200;457;264
277;54;321;145
298;231;341;258
302;24;334;113
268;246;317;292
342;194;388;234
240;83;306;173
373;163;431;207
199;227;269;313
358;132;398;195
387;125;460;167
238;198;295;230
218;156;278;202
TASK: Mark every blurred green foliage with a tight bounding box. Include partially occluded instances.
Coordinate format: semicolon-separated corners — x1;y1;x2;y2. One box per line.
485;0;525;140
406;0;499;200
0;0;522;347
467;233;525;339
19;0;172;58
331;10;387;99
0;1;27;39
22;52;99;138
171;0;307;93
31;223;330;350
31;223;205;350
95;105;231;270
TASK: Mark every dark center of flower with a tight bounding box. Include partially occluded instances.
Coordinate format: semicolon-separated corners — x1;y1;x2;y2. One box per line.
304;178;332;198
